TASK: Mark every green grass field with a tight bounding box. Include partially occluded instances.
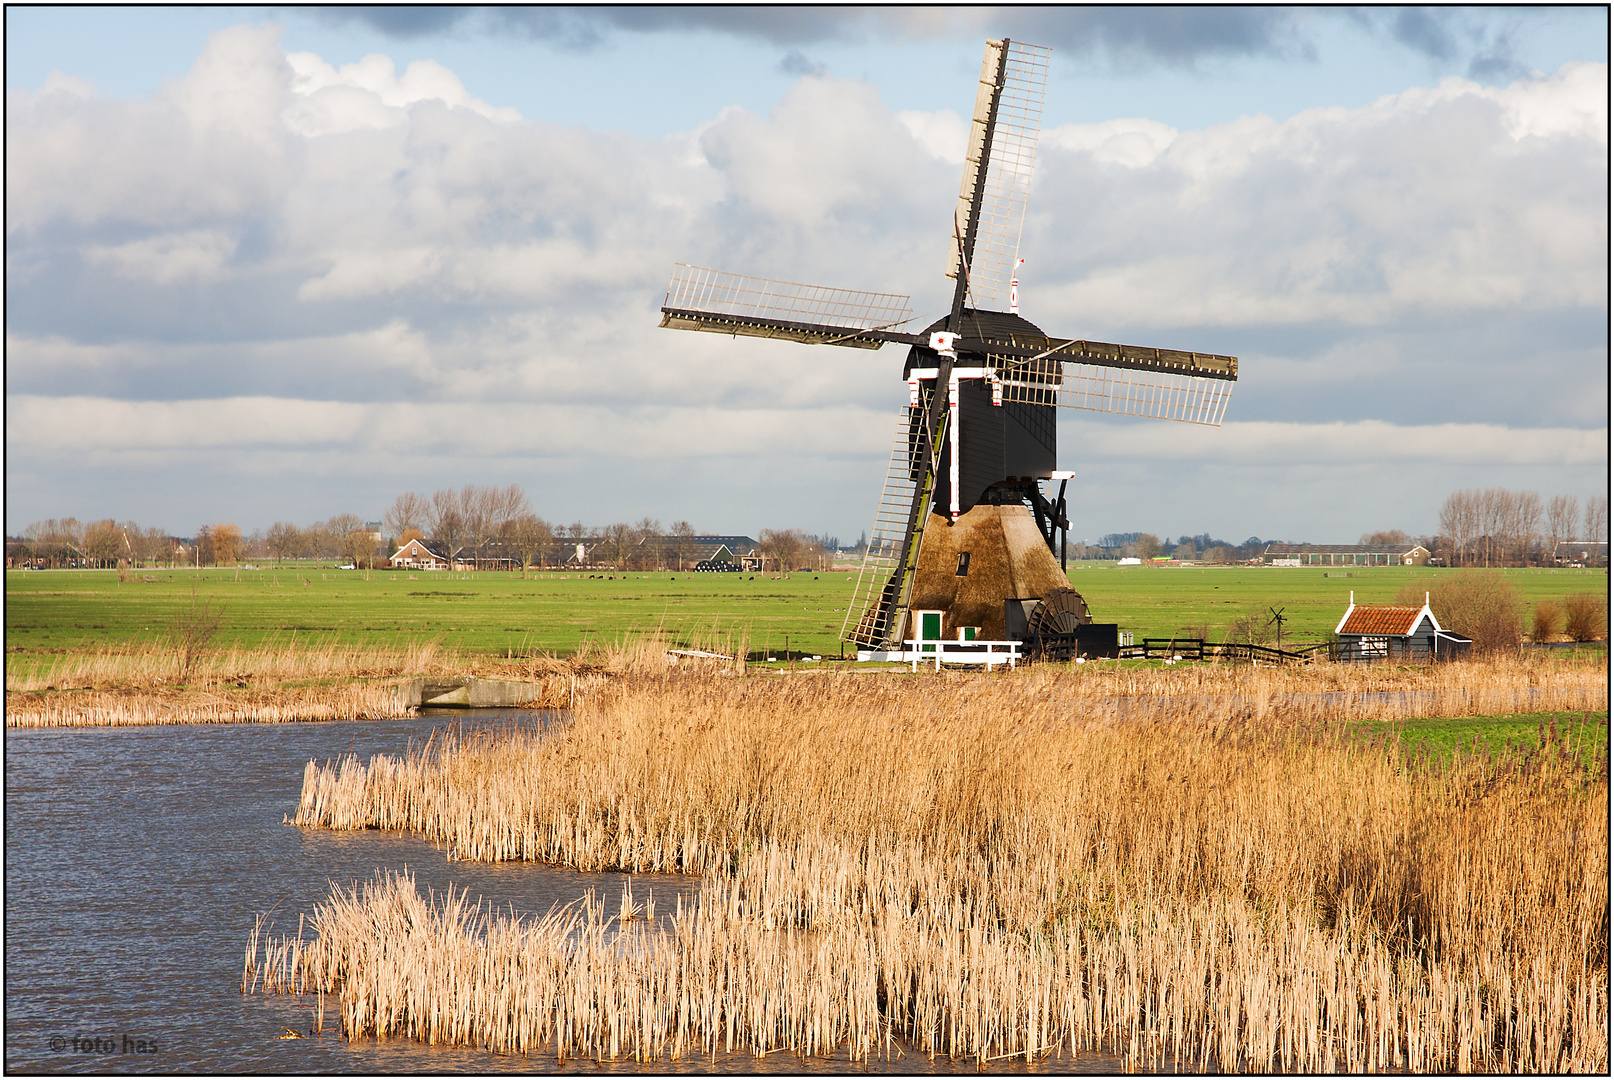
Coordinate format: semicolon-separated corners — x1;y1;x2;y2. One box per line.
1360;710;1609;772
4;562;1606;661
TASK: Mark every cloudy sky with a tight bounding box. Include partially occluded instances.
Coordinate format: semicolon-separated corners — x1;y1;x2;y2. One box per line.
6;6;1607;544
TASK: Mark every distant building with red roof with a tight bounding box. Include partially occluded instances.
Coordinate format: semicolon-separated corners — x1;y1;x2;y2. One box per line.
1334;592;1471;661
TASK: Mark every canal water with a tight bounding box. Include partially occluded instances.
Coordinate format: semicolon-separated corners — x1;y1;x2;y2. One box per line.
5;711;1125;1074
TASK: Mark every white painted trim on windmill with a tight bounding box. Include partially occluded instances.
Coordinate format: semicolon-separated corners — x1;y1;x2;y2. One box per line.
907;367;994;380
949;371;962;522
1049;470;1075;480
929;331;960;359
908;377;920;407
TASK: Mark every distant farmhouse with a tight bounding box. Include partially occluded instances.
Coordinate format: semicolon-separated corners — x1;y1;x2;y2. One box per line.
1553;540;1608;567
389;538;450;571
637;535;762;571
1263;543;1429;567
1334;592;1470;661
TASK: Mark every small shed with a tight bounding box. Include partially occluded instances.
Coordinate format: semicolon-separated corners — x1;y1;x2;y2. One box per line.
1334;592;1470;661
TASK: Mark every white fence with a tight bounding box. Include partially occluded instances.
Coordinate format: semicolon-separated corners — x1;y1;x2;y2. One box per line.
857;640;1021;671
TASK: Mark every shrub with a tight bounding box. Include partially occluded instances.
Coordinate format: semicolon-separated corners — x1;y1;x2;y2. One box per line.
1531;600;1564;642
1396;572;1521;654
1563;592;1609;642
1224;610;1275;646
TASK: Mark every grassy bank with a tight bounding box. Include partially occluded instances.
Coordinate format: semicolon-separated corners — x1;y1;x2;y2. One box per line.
7;564;1605;663
254;661;1609;1070
1385;710;1608;771
2;636;683;727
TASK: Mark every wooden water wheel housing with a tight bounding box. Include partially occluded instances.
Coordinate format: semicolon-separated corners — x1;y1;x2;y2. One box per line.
1027;588;1091;634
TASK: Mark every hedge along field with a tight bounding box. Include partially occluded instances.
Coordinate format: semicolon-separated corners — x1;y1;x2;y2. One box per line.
4;563;1605;663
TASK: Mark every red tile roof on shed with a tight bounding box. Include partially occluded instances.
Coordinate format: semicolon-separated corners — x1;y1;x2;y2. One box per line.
1339;606;1423;635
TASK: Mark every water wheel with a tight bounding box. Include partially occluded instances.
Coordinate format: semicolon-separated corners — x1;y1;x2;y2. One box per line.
1027;588;1091;634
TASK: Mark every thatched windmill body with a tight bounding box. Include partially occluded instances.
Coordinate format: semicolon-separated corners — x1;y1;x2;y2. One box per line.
660;39;1238;652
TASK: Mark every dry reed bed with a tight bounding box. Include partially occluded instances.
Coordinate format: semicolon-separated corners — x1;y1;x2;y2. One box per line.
5;639;541;692
262;665;1609;1071
1039;652;1606;722
6;683;412;728
3;637;647;727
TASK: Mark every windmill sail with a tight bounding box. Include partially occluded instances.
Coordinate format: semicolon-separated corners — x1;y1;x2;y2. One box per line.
841;405;934;648
945;40;1050;309
982;336;1238;426
660;264;912;350
1008;362;1236;425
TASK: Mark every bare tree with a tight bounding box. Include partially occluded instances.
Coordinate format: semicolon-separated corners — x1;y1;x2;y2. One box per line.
506;513;553;575
266;522;299;566
634;517;662;569
384;492;429;542
84;519;121;568
1440;489;1485;566
1547;495;1580;561
118;521;153;567
759;528;809;576
29;517;86;568
1515;490;1542;566
340;526;378;569
496;483;531;531
1438;491;1466;566
298;519;334;560
429;489;466;569
324;514;363;540
211;523;243;567
670;520;696;570
601;522;637;570
459;486;489;568
1358;530;1410;547
1586;494;1609;552
142;525;170;567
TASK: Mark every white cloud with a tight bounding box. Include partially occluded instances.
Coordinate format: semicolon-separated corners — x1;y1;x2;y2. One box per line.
1041;117;1178;167
283;51;522;136
897;109;967;163
1071;419;1609;467
1029;60;1608;330
84;230;238;285
4;395;892;461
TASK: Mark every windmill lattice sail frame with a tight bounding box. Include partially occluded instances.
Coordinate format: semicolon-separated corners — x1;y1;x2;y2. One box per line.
998;361;1234;425
947;40;1049;308
660;264;913;349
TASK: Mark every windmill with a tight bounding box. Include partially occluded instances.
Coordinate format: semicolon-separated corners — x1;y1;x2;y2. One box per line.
660;39;1238;653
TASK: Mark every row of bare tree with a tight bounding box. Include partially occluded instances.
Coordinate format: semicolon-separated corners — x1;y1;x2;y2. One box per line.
10;518;182;568
9;515;389;569
382;487;833;573
264;515;383;567
1436;489;1608;567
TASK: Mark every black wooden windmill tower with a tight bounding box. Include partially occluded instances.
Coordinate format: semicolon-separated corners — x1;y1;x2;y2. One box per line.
660;39;1238;654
